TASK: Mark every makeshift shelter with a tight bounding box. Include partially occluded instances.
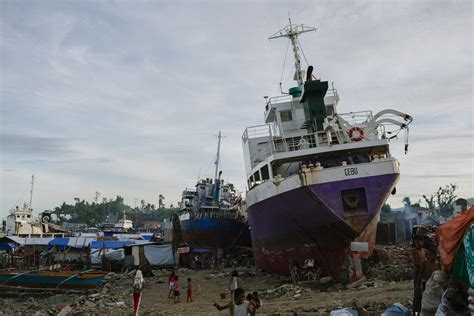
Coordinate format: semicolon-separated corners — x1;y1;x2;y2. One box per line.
124;243;178;272
46;237;94;269
90;239;151;271
0;236;54;269
377;211;417;244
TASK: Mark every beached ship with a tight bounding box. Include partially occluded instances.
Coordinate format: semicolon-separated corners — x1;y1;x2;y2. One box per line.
4;175;67;238
241;21;412;279
177;132;249;251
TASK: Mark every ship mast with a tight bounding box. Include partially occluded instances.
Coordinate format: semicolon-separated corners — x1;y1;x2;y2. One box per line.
269;17;317;87
213;131;222;183
29;174;35;212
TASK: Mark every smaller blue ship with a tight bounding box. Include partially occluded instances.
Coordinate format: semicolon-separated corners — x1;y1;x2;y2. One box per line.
177;132;249;252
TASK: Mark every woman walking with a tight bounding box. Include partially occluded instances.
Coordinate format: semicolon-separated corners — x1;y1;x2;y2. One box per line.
132;270;145;316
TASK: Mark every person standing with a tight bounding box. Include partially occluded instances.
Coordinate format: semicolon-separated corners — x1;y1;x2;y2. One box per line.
168;271;176;299
417;247;440;292
213;287;256;316
411;235;426;315
186;277;193;303
173;275;181;303
228;270;241;302
132;270;145;316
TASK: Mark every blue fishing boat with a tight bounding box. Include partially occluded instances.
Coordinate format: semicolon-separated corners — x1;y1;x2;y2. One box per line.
0;270;107;289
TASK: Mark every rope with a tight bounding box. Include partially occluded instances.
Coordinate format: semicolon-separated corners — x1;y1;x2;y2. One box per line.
296;37;310;68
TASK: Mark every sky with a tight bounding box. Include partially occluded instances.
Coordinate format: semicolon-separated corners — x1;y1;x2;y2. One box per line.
0;0;472;219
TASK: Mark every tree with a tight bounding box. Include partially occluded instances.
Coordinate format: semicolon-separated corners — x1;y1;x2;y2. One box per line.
436;183;458;217
158;194;165;209
423;194;436;211
381;203;391;213
423;183;458;217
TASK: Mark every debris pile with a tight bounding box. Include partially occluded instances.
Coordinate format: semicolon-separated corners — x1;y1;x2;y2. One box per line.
261;283;312;300
366;243;413;282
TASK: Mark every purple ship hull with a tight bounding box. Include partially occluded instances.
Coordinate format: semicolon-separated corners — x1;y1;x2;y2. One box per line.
248;173;398;279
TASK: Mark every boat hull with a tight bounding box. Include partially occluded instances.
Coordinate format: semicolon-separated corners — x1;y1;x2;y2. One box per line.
248;173;398;279
0;271;107;289
180;217;250;250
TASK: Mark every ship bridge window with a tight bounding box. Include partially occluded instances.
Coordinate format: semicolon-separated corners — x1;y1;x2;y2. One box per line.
280;110;293;122
253;170;261;182
200;186;205;191
260;165;270;181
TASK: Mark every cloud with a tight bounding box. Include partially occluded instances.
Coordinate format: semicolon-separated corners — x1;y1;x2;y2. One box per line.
0;133;75;156
1;0;472;216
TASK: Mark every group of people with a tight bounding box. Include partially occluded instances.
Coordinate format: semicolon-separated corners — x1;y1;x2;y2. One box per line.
213;270;262;316
131;268;262;316
411;235;441;314
213;287;262;316
168;271;195;303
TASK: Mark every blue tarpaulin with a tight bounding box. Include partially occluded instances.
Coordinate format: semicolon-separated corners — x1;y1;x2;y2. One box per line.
0;243;16;250
48;237;94;250
48;238;70;251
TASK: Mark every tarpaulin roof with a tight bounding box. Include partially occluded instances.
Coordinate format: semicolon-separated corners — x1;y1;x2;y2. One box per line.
48;237;94;249
0;243;16;250
124;240;155;247
436;206;474;270
90;240;132;249
0;236;54;246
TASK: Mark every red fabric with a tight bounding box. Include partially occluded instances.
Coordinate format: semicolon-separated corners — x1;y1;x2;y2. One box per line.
436;206;474;270
187;289;192;298
133;292;142;316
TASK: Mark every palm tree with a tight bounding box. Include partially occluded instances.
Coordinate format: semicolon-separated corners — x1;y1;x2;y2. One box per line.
158;194;165;209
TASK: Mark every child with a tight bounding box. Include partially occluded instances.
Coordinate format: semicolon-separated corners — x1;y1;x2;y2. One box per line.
213;287;255;316
228;270;241;302
186;277;193;302
252;291;262;308
173;275;181;303
417;247;440;292
168;271;175;299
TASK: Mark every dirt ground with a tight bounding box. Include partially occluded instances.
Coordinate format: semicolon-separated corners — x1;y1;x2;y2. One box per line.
138;268;413;315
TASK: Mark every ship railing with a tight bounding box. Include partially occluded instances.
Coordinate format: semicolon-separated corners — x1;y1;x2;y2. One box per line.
182;209;246;222
264;95;294;117
338;111;373;126
242;124;272;142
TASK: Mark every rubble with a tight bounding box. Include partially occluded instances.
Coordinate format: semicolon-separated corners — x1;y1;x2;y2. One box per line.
261;283;312;299
365;243;413;282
